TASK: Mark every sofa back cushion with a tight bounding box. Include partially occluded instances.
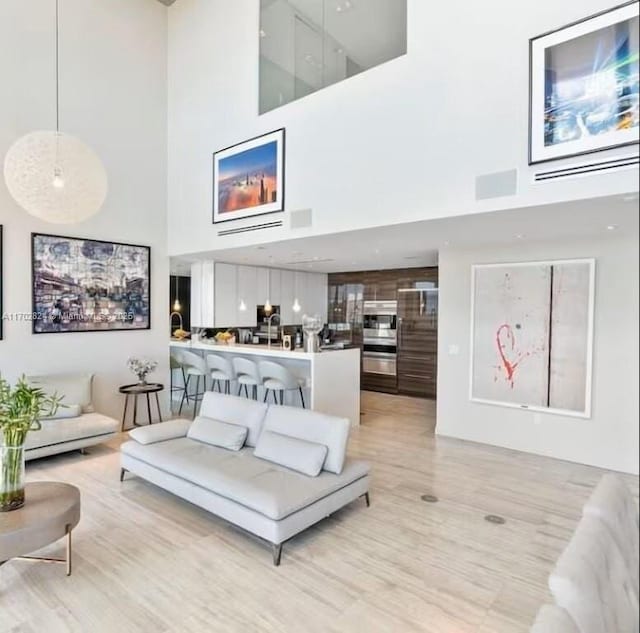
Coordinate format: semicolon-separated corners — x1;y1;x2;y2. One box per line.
27;373;95;413
187;416;248;451
41;404;83;420
254;430;328;477
261;405;350;474
199;392;268;447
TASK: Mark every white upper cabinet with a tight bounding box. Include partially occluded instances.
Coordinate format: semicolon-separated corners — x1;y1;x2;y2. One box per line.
214;263;237;328
191;261;215;328
279;269;295;324
189;264;328;330
236;265;258;327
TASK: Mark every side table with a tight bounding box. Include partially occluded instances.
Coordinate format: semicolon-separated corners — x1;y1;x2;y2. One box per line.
119;383;164;432
0;482;81;576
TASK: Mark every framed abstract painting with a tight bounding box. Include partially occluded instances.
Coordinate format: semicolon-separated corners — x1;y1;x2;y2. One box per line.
213;128;285;224
32;233;151;334
529;1;639;164
470;259;595;418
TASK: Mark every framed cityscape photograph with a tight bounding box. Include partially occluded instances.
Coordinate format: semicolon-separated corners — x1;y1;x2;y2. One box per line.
470;259;595;418
213;128;285;224
32;233;151;334
529;1;639;164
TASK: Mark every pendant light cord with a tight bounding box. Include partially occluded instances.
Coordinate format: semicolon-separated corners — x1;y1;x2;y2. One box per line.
55;0;60;133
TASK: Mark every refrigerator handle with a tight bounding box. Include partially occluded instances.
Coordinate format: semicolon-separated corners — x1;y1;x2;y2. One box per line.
397;317;403;349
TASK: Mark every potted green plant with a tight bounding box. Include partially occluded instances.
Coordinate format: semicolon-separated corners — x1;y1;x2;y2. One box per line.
0;376;61;512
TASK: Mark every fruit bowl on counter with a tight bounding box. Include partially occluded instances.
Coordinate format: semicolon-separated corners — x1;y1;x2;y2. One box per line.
214;331;236;345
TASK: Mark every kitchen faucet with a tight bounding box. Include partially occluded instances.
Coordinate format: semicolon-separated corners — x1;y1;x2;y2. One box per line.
267;312;280;348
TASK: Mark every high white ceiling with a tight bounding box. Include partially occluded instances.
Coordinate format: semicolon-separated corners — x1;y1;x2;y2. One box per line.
170;194;639;276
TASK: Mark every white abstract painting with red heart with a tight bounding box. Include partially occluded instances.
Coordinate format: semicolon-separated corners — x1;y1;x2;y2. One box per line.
471;259;595;417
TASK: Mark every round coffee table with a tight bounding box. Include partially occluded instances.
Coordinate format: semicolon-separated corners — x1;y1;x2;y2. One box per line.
0;482;81;576
119;382;164;432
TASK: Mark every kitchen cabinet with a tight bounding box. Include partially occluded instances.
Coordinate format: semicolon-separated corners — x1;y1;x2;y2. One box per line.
237;265;258;327
279;269;295;324
214;263;237;328
189;263;327;330
190;261;215;328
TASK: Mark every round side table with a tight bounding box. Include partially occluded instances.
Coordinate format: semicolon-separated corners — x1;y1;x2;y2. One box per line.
119;382;164;432
0;482;81;576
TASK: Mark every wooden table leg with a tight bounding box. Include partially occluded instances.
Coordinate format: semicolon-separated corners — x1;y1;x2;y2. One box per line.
154;392;163;422
132;394;139;427
146;393;153;425
120;395;129;432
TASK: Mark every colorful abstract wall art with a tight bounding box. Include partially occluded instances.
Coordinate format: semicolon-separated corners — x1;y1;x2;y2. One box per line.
529;1;639;164
32;233;151;334
213;128;285;223
470;260;595;417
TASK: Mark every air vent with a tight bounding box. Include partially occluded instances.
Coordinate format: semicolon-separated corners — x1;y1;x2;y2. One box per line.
475;169;518;200
281;258;335;265
290;208;313;229
217;220;283;237
533;154;639;182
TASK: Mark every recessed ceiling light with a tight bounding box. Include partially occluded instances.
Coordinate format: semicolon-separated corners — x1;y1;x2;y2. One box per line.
256;246;267;250
443;241;450;247
515;234;525;240
606;224;618;231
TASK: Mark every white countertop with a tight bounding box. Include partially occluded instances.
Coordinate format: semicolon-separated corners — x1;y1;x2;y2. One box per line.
169;339;358;361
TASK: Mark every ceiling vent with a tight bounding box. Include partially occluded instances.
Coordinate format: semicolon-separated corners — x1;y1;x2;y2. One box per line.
533;154;639;182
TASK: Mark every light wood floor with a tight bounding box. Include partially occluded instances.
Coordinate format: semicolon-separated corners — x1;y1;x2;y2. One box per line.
2;392;637;633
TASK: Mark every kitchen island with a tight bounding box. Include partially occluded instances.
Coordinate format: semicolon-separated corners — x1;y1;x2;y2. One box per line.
169;340;361;426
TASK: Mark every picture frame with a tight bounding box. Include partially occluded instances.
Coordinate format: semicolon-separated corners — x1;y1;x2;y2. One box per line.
31;233;151;334
469;259;596;418
212;128;285;224
529;1;639;164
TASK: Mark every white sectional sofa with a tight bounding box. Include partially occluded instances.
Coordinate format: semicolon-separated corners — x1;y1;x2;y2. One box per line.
25;373;119;460
120;392;371;565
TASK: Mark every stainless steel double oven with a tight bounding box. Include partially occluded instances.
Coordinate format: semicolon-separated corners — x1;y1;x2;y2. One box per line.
362;300;397;377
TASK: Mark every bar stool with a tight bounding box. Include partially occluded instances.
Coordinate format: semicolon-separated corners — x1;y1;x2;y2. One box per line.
170;350;190;414
206;354;234;394
232;357;260;400
179;350;208;417
258;361;306;408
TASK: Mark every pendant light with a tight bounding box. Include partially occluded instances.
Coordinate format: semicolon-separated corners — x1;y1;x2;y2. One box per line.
3;0;108;224
237;266;247;311
264;271;272;314
172;275;181;312
292;272;301;313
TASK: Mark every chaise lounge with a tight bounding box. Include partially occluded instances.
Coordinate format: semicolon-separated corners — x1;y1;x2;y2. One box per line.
119;392;371;565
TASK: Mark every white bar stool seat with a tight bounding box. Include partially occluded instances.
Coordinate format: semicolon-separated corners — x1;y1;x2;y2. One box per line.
232;357;260;400
179;350;208;417
258;360;306;408
206;354;235;395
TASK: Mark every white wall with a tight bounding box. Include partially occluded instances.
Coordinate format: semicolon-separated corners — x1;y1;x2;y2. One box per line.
0;0;169;419
167;0;639;257
436;232;639;475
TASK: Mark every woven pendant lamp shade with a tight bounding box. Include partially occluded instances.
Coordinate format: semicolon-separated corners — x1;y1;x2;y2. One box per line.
3;131;107;224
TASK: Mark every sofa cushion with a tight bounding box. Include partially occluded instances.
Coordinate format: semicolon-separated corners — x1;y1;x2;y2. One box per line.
41;404;82;420
187;416;247;451
25;412;119;450
198;392;267;447
254;430;327;476
27;373;95;413
129;419;192;445
121;438;369;520
261;405;350;475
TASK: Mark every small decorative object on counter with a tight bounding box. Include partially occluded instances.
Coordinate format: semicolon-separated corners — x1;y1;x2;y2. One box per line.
172;328;190;340
302;314;323;354
127;357;158;385
215;331;236;345
0;376;62;511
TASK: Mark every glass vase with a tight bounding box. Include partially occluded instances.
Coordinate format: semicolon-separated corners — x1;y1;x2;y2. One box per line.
1;444;25;512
